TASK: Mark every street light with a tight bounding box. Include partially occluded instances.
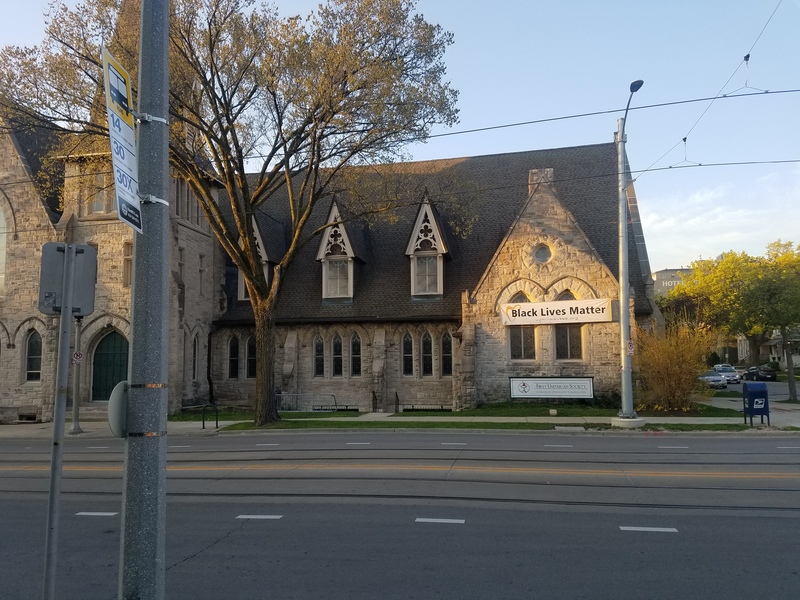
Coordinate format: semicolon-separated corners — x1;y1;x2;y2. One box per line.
617;79;643;421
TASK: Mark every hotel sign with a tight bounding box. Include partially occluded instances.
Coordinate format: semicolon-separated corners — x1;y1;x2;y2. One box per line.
500;299;612;325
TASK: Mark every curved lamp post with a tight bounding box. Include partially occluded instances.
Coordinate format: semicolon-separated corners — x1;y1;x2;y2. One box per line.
616;79;643;422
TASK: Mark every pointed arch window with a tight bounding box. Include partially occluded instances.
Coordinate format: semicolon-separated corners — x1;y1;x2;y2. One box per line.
228;336;239;379
555;291;583;360
26;330;42;381
313;335;325;377
332;333;343;377
508;292;535;360
0;209;8;296
351;333;362;377
191;334;200;381
421;332;433;376
402;333;414;376
442;332;453;377
246;336;257;378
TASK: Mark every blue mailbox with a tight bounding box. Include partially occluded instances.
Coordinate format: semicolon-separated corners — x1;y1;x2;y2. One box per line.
742;381;770;426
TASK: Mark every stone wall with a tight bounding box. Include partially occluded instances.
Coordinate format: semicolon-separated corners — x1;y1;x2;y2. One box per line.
0;132;59;419
210;321;460;412
0;139;222;420
462;169;624;406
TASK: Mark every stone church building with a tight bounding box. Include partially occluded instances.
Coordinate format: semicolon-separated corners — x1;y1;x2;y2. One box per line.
0;124;657;422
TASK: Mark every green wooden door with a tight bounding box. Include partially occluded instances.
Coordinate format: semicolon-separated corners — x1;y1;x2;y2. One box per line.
92;332;129;401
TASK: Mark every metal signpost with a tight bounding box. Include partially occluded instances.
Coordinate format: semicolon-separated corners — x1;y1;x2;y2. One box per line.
38;243;97;600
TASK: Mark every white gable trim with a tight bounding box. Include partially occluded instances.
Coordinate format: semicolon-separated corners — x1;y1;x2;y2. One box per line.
316;203;354;261
405;200;447;256
251;216;269;263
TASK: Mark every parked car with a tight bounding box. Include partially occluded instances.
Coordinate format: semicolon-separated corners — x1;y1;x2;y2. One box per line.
741;365;778;381
714;365;741;384
699;370;727;389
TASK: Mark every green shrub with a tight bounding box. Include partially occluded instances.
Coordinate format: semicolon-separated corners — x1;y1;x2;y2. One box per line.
635;321;715;412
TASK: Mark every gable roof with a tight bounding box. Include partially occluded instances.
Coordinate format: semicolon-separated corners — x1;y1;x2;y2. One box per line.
1;118;63;221
405;195;450;257
217;141;654;325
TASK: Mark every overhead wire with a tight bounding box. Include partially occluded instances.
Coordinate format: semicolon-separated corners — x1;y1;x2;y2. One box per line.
640;0;785;177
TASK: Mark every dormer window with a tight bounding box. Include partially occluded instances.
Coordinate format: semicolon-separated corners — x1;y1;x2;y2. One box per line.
317;202;355;299
237;217;270;302
406;198;447;297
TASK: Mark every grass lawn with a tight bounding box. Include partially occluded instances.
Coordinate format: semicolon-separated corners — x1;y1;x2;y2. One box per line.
169;407;358;421
389;401;741;419
200;400;747;433
391;402;616;418
777;373;800;382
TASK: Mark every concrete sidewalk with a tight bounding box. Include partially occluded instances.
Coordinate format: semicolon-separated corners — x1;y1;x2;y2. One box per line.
1;398;798;440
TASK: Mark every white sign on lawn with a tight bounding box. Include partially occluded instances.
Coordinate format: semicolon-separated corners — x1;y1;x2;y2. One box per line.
102;46;142;233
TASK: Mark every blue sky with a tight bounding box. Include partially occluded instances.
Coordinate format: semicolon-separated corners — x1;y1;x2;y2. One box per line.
3;0;799;271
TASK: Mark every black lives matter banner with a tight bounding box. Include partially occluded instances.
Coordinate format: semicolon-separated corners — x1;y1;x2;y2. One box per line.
500;299;612;325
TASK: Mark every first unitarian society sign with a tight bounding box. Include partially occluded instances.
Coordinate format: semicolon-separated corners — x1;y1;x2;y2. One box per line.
500;299;612;325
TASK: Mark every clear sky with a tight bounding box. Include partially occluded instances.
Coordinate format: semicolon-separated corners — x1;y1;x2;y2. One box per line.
3;0;798;272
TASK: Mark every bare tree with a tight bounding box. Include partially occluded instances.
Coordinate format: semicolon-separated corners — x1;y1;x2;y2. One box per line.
1;0;459;423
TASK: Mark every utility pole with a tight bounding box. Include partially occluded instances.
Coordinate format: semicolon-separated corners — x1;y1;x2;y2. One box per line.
611;79;645;430
117;0;170;597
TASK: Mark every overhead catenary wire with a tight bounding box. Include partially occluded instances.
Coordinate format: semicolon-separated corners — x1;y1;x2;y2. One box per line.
1;157;799;238
2;87;797;188
641;0;785;176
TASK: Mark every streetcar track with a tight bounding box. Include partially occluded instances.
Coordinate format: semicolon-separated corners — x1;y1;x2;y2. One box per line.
2;452;799;468
2;487;800;514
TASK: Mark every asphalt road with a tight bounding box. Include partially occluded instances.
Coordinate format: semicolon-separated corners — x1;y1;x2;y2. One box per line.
2;432;799;599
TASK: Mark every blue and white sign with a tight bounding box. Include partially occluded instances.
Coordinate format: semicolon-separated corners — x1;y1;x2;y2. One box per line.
102;46;142;233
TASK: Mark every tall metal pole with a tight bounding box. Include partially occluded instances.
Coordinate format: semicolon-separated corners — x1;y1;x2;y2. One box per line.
69;316;83;434
118;0;170;597
617;80;643;419
42;244;76;600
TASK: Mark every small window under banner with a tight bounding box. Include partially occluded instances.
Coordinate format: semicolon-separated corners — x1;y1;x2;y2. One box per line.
510;377;594;399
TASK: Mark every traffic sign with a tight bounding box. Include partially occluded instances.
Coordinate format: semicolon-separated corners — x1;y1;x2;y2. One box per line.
102;47;142;233
627;339;635;356
72;351;84;365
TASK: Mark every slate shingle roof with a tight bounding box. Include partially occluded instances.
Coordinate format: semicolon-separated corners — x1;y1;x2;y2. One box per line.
216;142;653;326
5;122;62;221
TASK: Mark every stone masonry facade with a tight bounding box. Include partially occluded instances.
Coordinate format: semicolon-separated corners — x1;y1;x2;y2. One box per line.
1;135;655;422
461;169;626;406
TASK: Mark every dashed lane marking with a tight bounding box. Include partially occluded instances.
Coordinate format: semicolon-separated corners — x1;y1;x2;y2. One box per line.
620;526;678;533
416;518;465;524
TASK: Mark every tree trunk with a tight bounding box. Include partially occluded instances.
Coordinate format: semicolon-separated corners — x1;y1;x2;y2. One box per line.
780;327;797;401
746;332;769;366
252;298;280;425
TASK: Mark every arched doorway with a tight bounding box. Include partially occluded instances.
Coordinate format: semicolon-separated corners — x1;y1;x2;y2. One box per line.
92;331;129;401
